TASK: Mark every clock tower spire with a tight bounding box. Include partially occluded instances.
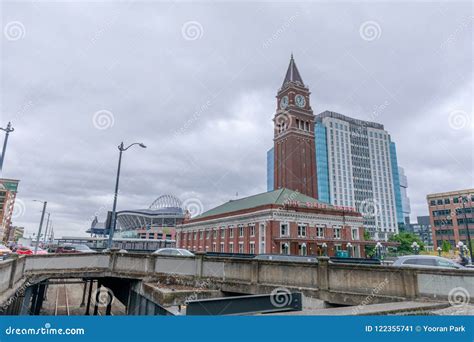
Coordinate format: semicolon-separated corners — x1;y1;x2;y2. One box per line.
273;55;318;199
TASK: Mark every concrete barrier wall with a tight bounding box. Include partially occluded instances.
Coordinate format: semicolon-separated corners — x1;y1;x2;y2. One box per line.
24;254;110;271
417;272;474;299
2;253;473;306
328;265;409;297
258;262;318;288
154;256;196;276
0;260;13;293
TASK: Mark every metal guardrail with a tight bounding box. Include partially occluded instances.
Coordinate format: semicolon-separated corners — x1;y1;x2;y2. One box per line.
186;292;302;315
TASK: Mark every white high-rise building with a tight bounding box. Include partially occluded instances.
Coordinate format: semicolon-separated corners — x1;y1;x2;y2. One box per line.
314;111;401;240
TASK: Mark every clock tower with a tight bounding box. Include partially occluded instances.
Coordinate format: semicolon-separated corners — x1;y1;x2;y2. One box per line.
273;55;318;199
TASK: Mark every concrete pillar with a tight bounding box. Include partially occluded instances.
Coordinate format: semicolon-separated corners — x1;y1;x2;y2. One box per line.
8;257;18;288
401;270;419;299
195;252;204;277
19;286;33;315
250;260;259;284
317;257;330;301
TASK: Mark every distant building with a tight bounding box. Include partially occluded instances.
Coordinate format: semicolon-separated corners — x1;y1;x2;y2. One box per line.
427;189;474;250
6;226;24;242
398;167;411;222
87;194;184;240
0;178;20;242
177;188;367;257
405;216;432;247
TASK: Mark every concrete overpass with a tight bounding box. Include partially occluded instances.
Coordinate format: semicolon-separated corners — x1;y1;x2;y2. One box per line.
0;253;472;315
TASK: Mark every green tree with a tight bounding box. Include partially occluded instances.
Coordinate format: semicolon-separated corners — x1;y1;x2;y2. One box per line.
389;233;424;254
441;240;451;253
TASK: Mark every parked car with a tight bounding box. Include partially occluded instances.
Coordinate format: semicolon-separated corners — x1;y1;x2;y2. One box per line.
15;246;48;255
55;244;96;254
0;244;12;259
392;255;469;270
254;254;318;263
152;248;194;257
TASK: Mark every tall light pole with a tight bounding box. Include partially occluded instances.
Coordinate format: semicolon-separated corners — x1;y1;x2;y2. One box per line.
459;196;473;262
33;200;47;254
43;213;51;243
107;142;146;249
0;122;14;173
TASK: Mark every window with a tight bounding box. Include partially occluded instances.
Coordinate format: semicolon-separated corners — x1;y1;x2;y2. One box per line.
250;225;255;237
199;230;204;239
444;198;450;204
239;226;244;237
299;243;307;256
212;243;216;252
249;242;255;254
297;224;306;237
220;243;224;252
220;228;225;238
333;227;341;239
206;230;210;239
453;197;459;204
351;229;359;240
229;243;234;253
280;223;289;237
317;227;324;238
238;242;244;253
213;230;217;238
229;227;234;238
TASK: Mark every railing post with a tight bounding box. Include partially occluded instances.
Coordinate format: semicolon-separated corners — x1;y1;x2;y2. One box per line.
9;257;18;288
317;257;330;300
195;252;205;277
250;260;259;284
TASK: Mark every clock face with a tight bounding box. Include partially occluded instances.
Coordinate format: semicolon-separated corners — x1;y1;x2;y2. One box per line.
295;94;306;108
280;95;289;109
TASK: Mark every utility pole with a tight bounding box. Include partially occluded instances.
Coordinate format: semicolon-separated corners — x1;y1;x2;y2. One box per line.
0;122;14;173
34;201;47;254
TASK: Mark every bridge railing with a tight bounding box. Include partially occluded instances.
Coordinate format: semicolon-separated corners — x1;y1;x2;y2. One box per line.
2;252;473;306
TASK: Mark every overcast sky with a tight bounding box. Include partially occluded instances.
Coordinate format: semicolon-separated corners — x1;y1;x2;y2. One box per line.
1;1;472;238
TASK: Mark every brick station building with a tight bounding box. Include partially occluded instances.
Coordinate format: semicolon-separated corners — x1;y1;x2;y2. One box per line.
176;188;367;257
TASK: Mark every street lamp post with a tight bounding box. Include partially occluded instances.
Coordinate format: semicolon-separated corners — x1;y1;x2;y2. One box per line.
375;242;382;259
33;200;47;254
321;242;327;256
437;246;442;257
42;213;51;243
347;242;352;258
457;241;464;258
459;196;473;262
0;122;14;173
107;142;146;249
411;241;419;255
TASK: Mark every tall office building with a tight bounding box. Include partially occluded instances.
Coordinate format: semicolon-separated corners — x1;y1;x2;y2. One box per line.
398;166;411;222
